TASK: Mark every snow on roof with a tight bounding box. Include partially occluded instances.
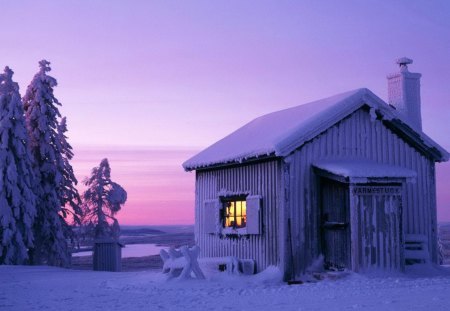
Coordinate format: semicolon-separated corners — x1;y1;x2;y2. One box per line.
313;159;417;179
183;88;449;171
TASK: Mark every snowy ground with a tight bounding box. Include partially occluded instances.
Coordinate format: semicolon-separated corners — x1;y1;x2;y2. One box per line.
1;264;450;311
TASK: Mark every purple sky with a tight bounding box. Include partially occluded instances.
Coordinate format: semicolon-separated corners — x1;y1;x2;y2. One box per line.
2;1;450;223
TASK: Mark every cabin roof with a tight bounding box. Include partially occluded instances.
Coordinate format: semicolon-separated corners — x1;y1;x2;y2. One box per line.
183;88;449;171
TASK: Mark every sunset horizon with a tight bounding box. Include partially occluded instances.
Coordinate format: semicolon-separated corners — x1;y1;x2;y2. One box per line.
70;131;450;226
3;2;450;227
2;2;450;309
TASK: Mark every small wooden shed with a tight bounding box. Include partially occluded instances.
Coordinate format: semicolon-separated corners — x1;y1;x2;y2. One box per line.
183;59;449;280
93;239;123;272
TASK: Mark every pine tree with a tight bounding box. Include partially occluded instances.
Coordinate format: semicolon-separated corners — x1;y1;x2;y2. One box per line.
57;117;82;242
82;159;127;239
0;66;36;264
23;60;81;266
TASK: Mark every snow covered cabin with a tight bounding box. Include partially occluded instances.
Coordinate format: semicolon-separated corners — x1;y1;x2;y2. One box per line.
183;58;449;280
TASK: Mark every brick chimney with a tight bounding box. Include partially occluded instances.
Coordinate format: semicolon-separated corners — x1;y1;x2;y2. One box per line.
387;57;422;130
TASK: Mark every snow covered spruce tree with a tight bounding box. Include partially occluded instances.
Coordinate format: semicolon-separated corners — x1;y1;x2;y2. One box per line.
0;67;36;265
82;159;127;240
23;60;81;266
57;117;83;233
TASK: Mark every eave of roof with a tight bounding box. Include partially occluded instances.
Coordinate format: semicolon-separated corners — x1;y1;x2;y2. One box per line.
183;88;449;171
313;159;417;179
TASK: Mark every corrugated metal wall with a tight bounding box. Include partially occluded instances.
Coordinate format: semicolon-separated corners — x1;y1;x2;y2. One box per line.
195;160;281;272
350;186;403;271
285;107;437;276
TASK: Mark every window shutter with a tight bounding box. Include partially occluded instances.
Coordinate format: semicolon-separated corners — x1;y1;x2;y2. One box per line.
203;199;221;234
246;195;261;234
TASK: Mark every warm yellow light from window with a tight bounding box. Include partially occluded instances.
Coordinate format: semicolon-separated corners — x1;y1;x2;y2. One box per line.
229;202;235;216
224;200;247;228
242;201;247;226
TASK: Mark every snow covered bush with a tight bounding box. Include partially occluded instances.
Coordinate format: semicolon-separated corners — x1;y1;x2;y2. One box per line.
23;60;81;267
81;159;127;240
0;67;37;265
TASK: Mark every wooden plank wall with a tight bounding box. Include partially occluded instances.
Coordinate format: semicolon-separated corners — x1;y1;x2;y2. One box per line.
321;180;350;270
286;107;437;277
195;160;281;272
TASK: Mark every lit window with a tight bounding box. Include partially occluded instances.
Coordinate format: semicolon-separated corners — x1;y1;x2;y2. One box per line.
223;198;247;229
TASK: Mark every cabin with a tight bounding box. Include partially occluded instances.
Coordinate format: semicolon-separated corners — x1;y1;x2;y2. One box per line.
183;58;449;280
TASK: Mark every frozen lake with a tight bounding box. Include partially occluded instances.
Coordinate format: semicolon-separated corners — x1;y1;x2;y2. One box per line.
73;243;165;258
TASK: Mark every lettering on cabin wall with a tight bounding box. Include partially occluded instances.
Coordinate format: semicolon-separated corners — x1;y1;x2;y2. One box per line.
352;186;401;196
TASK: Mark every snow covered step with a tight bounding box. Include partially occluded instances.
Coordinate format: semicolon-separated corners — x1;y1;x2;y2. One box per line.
404;234;430;264
405;249;429;260
240;259;256;275
199;257;256;275
405;234;428;243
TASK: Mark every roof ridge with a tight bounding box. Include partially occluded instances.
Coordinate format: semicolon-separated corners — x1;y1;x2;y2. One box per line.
183;88;448;171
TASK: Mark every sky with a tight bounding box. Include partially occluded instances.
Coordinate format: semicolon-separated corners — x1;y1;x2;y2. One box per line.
71;147;196;225
1;1;450;224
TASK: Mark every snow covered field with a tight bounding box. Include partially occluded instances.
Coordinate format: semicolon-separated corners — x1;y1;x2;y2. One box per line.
2;265;450;311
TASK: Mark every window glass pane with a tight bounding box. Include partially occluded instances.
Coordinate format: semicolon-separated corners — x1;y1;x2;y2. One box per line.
235;201;240;227
225;209;231;227
229;202;235;216
242;201;247;226
224;203;231;227
236;201;241;217
222;198;247;229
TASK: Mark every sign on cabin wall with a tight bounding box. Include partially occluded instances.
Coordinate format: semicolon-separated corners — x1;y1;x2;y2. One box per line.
352;186;401;196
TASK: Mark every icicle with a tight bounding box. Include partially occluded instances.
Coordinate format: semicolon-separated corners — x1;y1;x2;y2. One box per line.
369;107;377;122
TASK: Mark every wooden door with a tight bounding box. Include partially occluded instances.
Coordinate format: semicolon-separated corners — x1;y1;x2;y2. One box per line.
320;179;350;270
350;185;403;271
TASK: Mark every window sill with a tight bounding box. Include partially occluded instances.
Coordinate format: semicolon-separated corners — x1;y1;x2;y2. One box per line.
221;227;247;235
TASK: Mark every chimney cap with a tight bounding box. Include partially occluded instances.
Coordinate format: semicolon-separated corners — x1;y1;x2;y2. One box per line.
396;57;413;70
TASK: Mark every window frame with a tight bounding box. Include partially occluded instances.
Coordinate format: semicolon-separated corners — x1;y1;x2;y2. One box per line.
221;195;248;233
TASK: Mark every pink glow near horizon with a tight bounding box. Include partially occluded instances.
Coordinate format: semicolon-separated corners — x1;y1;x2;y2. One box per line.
72;147;450;225
72;148;196;225
2;1;450;223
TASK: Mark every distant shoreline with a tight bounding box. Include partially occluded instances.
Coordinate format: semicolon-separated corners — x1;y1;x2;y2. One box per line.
71;224;450;270
71;225;194;271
